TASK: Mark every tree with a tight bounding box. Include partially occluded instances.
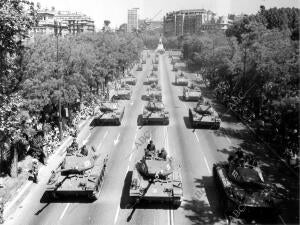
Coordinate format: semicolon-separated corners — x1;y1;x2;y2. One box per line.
0;0;37;177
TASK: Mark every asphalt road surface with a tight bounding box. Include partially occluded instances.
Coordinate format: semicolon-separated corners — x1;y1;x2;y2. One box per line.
5;52;298;225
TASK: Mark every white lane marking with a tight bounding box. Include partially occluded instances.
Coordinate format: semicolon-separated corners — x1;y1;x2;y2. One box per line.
183;103;187;110
82;133;91;145
167;210;170;225
129;153;133;162
98;142;102;151
194;132;200;142
132;132;138;149
59;203;70;221
103;130;108;139
123;119;127;126
113;206;120;224
225;135;231;144
126;165;130;173
114;133;120;146
278;215;286;225
130;101;134;105
203;156;210;173
170;208;174;225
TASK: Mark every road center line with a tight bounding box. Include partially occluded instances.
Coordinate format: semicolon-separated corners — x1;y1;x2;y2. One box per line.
225;135;232;144
103;131;108;139
183;103;187;110
59;203;70;221
203;156;210;173
129;153;133;162
113;206;120;224
194;132;200;142
278;215;286;225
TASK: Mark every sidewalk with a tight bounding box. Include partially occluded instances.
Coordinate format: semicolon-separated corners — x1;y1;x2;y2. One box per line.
3;116;93;220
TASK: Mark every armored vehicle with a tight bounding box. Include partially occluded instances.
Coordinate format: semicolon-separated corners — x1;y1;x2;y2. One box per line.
46;146;108;200
213;151;281;218
139;100;169;125
153;58;158;65
93;101;125;125
113;84;132;100
152;65;158;71
189;99;221;129
175;72;188;86
183;84;202;101
143;84;162;101
144;72;159;85
171;58;176;65
124;74;137;86
172;65;178;72
137;64;143;71
130;149;182;206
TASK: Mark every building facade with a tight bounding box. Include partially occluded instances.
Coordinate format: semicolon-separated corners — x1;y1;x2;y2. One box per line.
138;20;163;32
127;8;139;33
163;9;228;36
30;8;95;37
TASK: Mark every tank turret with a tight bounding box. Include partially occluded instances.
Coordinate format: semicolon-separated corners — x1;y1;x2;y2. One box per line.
130;148;182;206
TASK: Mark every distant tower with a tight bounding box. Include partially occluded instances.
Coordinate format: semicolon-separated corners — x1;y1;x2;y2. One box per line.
127;8;139;33
156;35;165;54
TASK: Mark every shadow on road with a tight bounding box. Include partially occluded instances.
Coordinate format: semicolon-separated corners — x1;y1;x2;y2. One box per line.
40;191;94;203
181;176;225;225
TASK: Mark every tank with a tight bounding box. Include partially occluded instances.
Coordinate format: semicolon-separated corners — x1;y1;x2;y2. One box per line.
123;74;137;86
171;58;176;65
113;84;132;100
172;64;178;72
213;152;282;218
175;72;188;86
139;100;169;125
130;150;182;206
152;65;158;71
46;147;108;200
143;84;162;101
144;72;159;85
183;84;202;101
93;101;125;125
188;99;221;129
137;64;143;71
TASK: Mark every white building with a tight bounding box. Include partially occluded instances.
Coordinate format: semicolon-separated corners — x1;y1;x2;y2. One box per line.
127;8;139;33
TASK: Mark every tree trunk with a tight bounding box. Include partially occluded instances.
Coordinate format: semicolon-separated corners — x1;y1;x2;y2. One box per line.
10;145;18;178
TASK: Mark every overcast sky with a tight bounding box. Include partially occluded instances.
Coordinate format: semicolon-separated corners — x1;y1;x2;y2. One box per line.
32;0;300;30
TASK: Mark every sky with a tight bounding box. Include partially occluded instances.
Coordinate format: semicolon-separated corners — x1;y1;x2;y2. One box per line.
32;0;300;30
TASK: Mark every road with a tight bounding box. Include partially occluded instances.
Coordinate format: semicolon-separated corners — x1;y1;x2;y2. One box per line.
5;52;298;225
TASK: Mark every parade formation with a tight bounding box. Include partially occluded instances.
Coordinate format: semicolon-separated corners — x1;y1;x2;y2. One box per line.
0;2;299;225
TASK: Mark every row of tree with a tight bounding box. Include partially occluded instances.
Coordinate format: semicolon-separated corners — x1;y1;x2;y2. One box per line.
179;6;299;153
22;33;143;114
1;1;145;176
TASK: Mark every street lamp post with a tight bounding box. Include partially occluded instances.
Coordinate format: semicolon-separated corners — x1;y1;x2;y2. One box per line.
55;21;63;141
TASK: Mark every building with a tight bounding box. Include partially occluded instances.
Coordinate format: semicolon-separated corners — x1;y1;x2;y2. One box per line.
138;20;163;32
30;8;95;37
127;8;139;33
55;11;95;34
163;9;228;36
31;9;68;36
